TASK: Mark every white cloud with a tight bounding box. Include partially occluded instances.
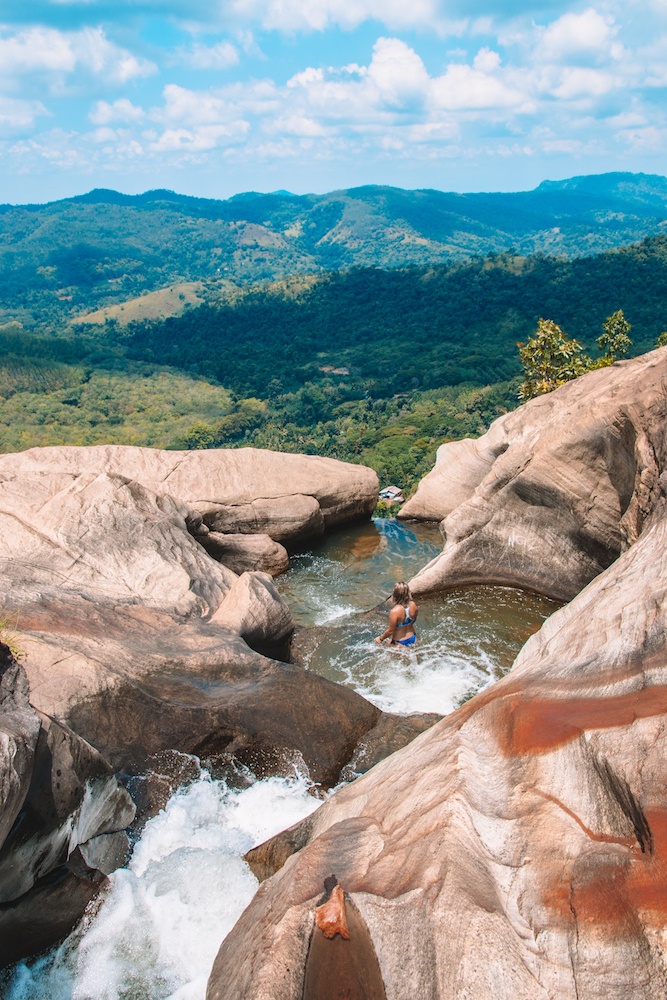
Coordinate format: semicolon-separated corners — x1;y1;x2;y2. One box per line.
616;124;665;149
473;47;501;73
550;66;615;99
536;8;619;63
366;37;430;107
229;0;441;32
430;62;528;110
0;96;48;128
150;122;249;151
89;98;145;125
0;26;156;87
181;40;239;69
147;84;250;152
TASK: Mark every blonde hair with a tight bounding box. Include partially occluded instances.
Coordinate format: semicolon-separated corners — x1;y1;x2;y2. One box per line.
392;581;412;606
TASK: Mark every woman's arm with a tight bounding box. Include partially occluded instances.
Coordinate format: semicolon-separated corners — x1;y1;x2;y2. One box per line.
374;606;401;643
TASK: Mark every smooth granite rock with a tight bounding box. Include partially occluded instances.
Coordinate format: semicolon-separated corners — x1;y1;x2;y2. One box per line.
401;348;667;601
207;507;667;1000
198;532;290;576
0;445;379;546
211;571;295;662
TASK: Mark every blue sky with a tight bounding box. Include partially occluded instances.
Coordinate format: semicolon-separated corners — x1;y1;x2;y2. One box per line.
1;0;666;202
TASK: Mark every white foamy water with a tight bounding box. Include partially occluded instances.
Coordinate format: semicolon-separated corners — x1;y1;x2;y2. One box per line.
5;766;322;1000
340;637;496;715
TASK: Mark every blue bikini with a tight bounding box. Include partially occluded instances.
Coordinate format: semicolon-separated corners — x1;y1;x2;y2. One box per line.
392;605;417;646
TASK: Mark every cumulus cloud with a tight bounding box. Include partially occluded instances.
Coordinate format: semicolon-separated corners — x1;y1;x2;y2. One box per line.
0;96;49;129
0;26;156;87
89;98;145;124
536;8;621;64
5;1;667;189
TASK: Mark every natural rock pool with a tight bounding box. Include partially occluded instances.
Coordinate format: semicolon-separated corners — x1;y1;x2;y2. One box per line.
4;519;558;1000
281;518;558;715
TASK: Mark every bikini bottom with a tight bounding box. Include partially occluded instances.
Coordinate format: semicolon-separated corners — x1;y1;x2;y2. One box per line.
392;634;416;647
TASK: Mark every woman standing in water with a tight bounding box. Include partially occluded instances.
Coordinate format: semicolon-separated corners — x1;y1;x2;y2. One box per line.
374;581;418;647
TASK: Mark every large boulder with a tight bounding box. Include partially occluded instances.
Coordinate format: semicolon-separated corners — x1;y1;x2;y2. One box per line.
199;531;289;576
0;470;235;617
0;649;135;968
16;597;381;784
0;445;379;546
0;448;382;786
207;504;667;1000
211;571;295;661
401;348;667;601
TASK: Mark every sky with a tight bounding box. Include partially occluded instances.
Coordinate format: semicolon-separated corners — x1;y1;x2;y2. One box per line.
1;0;667;203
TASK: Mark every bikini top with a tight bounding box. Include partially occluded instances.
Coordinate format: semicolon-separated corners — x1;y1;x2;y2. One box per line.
398;603;415;627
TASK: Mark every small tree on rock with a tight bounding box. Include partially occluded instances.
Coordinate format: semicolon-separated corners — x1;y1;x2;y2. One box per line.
656;331;667;348
597;309;632;365
518;319;591;401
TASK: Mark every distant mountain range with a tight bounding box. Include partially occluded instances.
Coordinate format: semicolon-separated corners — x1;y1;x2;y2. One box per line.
2;171;667;329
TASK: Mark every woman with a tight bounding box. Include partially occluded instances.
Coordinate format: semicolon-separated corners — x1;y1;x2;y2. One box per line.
374;581;418;647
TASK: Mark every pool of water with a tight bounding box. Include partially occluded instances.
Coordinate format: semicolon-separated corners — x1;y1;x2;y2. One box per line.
281;518;559;716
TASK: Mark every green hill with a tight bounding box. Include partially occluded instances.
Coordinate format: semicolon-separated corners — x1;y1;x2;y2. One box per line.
2;172;667;330
121;235;667;397
0;233;666;490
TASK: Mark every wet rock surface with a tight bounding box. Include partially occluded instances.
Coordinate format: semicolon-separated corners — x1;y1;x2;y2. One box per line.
0;651;134;968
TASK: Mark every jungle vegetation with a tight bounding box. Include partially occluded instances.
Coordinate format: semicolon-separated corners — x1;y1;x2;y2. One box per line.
0;230;666;492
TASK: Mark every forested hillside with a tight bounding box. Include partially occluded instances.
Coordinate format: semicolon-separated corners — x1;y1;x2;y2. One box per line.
121;235;667;396
0;233;666;491
2;171;667;330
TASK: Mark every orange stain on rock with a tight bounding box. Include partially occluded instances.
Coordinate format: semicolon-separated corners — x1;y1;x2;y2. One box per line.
315;884;350;940
498;685;667;756
543;810;667;937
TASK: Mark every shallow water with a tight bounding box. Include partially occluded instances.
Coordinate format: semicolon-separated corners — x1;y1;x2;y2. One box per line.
5;517;560;999
282;518;559;716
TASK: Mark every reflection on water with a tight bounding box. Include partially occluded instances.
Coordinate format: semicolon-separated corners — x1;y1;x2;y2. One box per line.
281;518;443;624
282;519;559;717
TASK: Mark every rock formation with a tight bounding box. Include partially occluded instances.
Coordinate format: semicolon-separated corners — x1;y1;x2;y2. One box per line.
0;444;383;968
207;505;667;1000
400;348;667;601
0;444;379;547
0;645;134;967
207;350;667;1000
0;450;383;783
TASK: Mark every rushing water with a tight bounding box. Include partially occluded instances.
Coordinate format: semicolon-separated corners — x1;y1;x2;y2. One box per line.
4;762;322;1000
5;518;559;1000
281;518;559;716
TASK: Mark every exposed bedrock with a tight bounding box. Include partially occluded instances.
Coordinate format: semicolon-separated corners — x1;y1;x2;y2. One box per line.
0;647;134;967
400;348;667;601
0;444;379;546
207;513;667;1000
16;597;381;783
0;468;379;780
